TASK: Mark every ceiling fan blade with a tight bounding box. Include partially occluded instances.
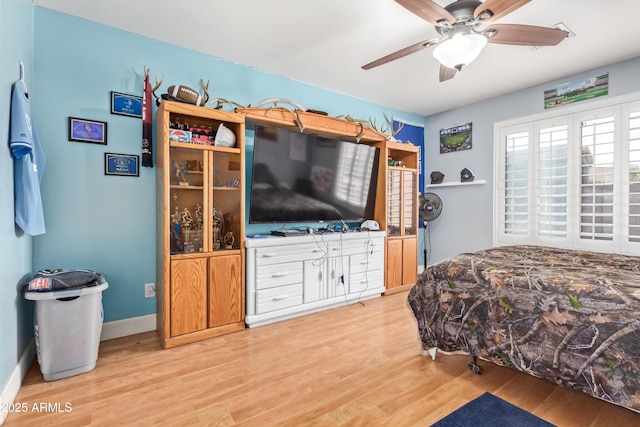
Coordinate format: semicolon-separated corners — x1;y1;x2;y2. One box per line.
474;0;531;29
395;0;455;27
485;24;569;46
439;65;457;82
362;38;440;70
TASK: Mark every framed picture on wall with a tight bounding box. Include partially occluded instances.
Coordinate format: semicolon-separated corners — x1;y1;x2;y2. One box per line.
440;122;472;153
68;117;107;144
104;153;139;177
110;91;143;118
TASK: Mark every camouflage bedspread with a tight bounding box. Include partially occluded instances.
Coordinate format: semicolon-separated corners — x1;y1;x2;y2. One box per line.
407;245;640;412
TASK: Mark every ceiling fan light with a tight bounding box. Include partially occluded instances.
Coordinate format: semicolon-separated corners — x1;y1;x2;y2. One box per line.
433;33;488;69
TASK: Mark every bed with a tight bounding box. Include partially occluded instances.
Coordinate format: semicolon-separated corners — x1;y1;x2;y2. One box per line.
407;245;640;412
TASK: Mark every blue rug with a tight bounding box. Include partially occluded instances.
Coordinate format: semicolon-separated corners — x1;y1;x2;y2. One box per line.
431;392;556;427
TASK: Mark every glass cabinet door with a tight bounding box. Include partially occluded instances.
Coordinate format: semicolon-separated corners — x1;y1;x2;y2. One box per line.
169;147;206;255
387;169;401;236
403;170;417;235
210;150;242;251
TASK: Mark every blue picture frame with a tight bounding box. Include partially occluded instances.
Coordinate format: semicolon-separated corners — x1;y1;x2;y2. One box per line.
110;91;143;118
104;153;139;177
68;117;107;144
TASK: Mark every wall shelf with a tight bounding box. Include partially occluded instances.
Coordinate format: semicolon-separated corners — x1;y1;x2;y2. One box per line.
425;179;486;189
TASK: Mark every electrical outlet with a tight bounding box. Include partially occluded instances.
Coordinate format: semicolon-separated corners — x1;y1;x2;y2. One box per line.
144;282;156;298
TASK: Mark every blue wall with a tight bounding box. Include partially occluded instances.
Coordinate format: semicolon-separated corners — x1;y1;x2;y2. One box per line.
31;8;426;323
424;56;640;265
0;0;35;402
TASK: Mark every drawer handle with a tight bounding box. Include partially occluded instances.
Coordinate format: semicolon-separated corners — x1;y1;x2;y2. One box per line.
260;253;274;258
272;272;288;278
312;249;322;253
272;294;289;301
331;247;339;251
360;261;369;265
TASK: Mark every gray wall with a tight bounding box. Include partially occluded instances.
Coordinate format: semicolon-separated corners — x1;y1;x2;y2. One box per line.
424;56;640;265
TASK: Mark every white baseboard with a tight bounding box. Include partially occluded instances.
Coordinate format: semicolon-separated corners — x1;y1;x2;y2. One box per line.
0;339;35;425
100;314;157;341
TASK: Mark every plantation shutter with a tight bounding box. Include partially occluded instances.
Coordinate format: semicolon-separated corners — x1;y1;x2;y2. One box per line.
495;93;640;254
503;131;530;236
579;115;615;241
538;124;569;238
627;104;640;242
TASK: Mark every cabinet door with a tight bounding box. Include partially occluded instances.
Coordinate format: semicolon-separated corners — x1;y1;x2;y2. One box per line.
169;147;207;255
328;256;347;298
210;150;243;252
386;239;403;289
403;170;417;235
170;258;208;336
209;255;243;327
303;259;325;303
387;169;402;236
402;237;418;286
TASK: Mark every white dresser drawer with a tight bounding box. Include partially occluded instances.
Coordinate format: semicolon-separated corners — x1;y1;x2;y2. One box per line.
350;252;383;275
349;272;383;294
255;244;325;266
256;284;303;314
255;261;303;290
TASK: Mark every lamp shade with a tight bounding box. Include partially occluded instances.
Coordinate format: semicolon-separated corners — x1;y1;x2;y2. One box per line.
433;33;488;69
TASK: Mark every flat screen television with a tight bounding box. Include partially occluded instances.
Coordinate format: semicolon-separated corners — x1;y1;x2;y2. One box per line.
249;124;380;224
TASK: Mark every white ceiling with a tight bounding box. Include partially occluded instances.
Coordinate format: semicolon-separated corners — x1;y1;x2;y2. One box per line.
35;0;640;116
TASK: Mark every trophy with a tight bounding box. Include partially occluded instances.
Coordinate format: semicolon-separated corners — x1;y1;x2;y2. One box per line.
172;159;194;186
192;204;203;252
212;206;223;249
181;207;195;253
223;232;235;249
170;193;183;253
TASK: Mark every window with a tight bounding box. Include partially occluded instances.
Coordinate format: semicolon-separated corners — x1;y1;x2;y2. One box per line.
494;94;640;254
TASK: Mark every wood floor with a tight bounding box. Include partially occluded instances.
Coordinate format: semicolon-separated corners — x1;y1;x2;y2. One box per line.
5;291;640;426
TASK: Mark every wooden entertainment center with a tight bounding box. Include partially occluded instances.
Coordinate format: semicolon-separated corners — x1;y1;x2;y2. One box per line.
156;104;420;347
239;108;420;296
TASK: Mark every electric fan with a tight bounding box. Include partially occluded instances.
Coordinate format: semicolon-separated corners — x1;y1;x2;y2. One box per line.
419;192;443;267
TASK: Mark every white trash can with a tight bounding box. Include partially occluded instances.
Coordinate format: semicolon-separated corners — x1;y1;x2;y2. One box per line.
24;281;108;381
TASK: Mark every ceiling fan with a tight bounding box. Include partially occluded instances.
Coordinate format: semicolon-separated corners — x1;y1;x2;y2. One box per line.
362;0;569;81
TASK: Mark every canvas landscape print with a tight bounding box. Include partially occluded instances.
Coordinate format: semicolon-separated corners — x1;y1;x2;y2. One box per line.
544;73;609;109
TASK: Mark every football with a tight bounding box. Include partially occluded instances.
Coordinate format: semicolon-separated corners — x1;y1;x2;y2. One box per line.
166;85;205;106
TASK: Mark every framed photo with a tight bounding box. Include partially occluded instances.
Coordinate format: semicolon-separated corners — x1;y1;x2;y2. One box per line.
440;122;472;154
68;117;107;144
544;72;609;109
110;91;143;118
104;153;139;177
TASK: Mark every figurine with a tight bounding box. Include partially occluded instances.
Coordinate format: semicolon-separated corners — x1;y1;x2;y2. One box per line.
181;207;194;230
170;193;183;253
223;232;234;249
172;159;193;185
195;204;203;231
212;206;223;249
